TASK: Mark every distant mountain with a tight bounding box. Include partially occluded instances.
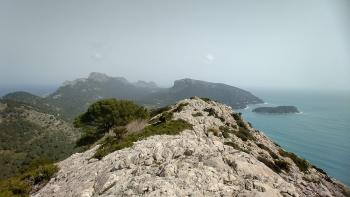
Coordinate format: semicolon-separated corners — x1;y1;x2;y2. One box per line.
0;99;80;179
2;91;59;116
45;72;161;119
3;91;43;105
141;78;263;109
2;73;263;120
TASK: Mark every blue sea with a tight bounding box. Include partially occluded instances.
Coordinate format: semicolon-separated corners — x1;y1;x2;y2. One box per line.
237;89;350;186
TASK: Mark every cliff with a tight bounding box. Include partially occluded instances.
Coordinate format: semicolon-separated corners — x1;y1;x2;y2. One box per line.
33;97;349;197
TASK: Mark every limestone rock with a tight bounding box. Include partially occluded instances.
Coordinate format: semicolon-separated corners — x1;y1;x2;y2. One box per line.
33;97;349;197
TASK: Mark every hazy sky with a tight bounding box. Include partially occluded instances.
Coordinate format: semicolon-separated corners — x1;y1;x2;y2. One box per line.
0;0;349;90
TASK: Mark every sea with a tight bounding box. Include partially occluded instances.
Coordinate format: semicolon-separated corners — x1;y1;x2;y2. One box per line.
237;89;350;186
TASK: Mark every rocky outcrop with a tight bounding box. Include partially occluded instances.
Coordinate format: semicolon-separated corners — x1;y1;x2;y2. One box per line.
33;98;349;197
253;106;299;114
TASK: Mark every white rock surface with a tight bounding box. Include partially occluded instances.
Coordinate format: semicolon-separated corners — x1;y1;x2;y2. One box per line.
33;97;349;197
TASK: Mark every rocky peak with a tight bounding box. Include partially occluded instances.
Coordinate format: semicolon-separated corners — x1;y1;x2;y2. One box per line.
173;78;209;89
88;72;111;82
33;97;349;197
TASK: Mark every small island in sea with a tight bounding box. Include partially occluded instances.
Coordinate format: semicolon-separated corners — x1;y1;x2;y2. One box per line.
252;106;299;114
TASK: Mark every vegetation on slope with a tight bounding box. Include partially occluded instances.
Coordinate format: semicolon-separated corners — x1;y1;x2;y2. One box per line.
0;162;58;197
257;156;290;174
72;99;193;159
279;149;310;172
74;98;149;148
0;100;79;180
94;119;192;159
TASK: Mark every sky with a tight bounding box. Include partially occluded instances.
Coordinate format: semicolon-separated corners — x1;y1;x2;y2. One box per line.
0;0;349;91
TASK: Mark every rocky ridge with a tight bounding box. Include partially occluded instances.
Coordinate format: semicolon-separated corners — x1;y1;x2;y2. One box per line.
33;97;349;197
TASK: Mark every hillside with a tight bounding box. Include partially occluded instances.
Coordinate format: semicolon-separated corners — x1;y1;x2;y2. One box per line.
0;99;81;179
33;98;349;197
2;91;59;116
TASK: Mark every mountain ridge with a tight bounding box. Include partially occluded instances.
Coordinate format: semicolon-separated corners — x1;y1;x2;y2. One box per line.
33;97;349;197
2;73;263;120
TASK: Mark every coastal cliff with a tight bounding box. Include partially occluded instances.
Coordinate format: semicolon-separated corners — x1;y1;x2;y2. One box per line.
33;97;349;197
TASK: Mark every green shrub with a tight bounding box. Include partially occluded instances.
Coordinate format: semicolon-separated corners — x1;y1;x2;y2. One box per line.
75;127;101;147
200;97;211;103
224;142;250;153
203;108;225;122
159;111;174;122
230;113;242;121
231;113;248;129
0;178;29;197
257;156;281;173
149;111;174;125
74;98;149;131
0;163;58;197
150;105;171;117
228;113;255;141
236;127;255;142
192;112;203;117
204;108;216;116
94;119;192;159
74;99;149;147
173;103;189;113
312;165;327;175
219;126;234;138
208;127;220;137
218;116;225;122
247;122;253;127
275;160;290;173
256;143;278;159
113;127;128;139
224;141;241;150
21;164;58;185
279;149;309;172
219;126;234;133
222;131;230;138
273;142;281;147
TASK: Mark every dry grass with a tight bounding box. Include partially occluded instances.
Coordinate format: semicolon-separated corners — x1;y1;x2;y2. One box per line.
125;120;148;135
